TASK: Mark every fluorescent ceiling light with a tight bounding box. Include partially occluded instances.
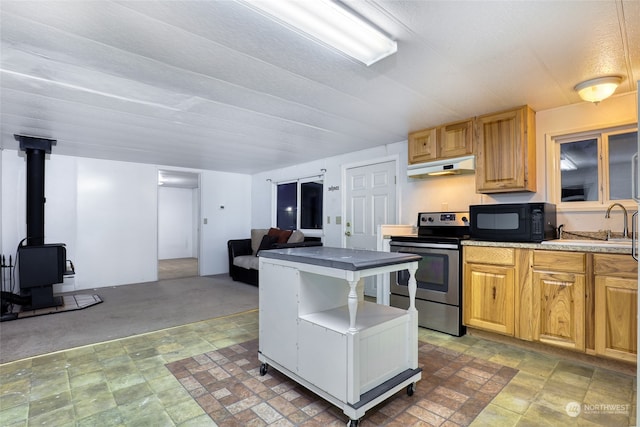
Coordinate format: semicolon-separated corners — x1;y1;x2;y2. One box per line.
239;0;397;66
560;156;577;171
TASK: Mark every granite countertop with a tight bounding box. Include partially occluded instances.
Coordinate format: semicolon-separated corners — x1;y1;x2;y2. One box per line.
462;239;633;255
259;246;422;271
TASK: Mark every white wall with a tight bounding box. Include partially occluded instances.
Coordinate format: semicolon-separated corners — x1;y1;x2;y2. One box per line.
252;146;403;247
538;92;638;232
1;152;252;290
252;92;638;241
1;93;635;289
158;186;196;260
200;171;252;275
76;158;158;289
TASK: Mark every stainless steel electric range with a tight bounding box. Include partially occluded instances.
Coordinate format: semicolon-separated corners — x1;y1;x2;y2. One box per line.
389;211;469;336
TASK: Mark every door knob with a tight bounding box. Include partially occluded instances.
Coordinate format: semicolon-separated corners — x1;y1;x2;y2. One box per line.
345;231;352;236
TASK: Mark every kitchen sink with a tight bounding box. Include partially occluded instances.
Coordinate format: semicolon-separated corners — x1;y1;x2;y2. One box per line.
541;239;632;248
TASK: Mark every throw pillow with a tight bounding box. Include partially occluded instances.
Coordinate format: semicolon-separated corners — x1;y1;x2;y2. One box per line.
288;230;305;243
256;235;278;256
268;227;293;244
251;229;269;254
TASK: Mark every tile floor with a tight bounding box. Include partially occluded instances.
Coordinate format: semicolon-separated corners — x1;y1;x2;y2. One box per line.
167;338;518;426
0;309;636;426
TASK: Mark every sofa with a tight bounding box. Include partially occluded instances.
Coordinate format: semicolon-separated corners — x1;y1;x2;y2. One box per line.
228;228;322;286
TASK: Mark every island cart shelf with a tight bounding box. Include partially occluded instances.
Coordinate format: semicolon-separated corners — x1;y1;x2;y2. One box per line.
258;246;422;426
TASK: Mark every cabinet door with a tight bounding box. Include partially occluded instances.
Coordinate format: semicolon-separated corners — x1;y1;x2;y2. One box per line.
595;276;637;362
408;128;437;164
439;119;473;159
259;263;300;370
463;263;514;335
532;271;585;351
476;106;536;193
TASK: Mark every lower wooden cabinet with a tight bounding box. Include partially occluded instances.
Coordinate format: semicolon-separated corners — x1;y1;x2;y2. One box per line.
532;251;586;351
532;271;585;351
463;246;515;336
594;254;638;363
464;263;515;335
463;246;637;363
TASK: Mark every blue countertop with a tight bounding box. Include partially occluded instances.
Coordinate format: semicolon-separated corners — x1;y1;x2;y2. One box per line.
259;246;421;271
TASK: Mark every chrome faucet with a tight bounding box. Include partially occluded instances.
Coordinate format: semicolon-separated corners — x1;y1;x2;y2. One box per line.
605;203;629;239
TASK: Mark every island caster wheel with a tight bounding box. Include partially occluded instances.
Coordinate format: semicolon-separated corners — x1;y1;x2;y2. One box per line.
259;363;268;376
347;419;359;427
407;383;415;396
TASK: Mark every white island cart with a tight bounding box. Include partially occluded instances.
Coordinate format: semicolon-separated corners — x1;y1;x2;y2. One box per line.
258;246;422;426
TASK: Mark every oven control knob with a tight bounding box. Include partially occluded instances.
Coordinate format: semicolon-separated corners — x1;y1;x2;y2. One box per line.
427;217;434;222
461;216;469;224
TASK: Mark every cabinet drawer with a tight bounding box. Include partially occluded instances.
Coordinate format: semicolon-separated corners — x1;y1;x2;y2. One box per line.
464;246;514;265
533;250;585;273
593;254;638;278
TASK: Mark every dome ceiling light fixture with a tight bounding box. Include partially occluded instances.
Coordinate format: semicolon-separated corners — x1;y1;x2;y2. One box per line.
574;76;623;104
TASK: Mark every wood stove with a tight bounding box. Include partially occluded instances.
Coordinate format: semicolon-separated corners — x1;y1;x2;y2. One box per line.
13;135;73;310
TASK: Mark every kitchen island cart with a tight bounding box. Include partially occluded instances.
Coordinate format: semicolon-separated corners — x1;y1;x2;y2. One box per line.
258;246;422;426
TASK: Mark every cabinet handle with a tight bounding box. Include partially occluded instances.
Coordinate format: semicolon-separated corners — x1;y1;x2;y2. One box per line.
633;154;639;202
633;211;638;262
492;286;496;300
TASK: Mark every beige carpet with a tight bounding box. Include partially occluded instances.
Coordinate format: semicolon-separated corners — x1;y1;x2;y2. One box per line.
167;339;518;426
0;274;258;363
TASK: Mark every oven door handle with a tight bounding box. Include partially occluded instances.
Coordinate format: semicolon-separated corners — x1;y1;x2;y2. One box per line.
389;241;459;250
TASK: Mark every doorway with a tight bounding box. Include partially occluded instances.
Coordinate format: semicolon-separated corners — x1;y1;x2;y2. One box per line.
157;170;200;280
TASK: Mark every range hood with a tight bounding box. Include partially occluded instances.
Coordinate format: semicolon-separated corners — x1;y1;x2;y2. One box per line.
407;155;475;178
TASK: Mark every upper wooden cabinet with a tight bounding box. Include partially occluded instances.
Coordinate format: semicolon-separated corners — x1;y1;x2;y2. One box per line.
408;128;437;164
439;120;474;159
408;119;473;164
475;105;536;193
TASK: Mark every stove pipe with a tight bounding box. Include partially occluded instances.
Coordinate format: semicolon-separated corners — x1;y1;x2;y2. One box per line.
15;135;57;247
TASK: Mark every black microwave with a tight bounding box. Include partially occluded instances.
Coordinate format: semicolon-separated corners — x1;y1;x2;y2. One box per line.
469;203;557;242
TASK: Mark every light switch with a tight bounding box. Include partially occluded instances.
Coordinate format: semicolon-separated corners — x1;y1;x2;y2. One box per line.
327;216;331;224
203;218;208;224
335;216;342;225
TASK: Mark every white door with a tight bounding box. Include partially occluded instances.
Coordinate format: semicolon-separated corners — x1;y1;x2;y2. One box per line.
345;161;397;296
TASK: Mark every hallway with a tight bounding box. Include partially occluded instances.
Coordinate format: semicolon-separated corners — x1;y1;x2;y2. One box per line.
158;258;198;280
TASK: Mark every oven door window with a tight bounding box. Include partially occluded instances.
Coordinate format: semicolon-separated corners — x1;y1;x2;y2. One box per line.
397;252;449;293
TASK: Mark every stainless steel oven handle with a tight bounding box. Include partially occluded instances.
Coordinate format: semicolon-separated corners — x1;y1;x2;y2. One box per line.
389;241;459;250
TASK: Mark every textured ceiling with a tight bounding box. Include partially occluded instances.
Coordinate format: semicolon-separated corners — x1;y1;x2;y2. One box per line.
1;0;638;174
